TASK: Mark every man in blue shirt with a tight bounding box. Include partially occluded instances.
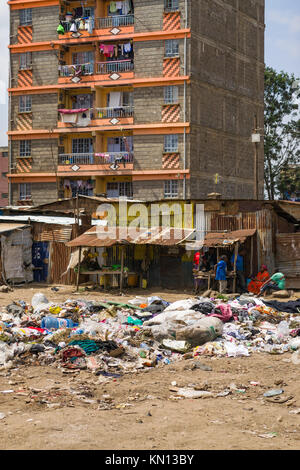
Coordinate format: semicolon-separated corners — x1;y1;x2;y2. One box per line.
215;255;228;293
231;249;246;293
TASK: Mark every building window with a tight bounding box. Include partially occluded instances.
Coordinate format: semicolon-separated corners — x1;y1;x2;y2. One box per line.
19;52;32;70
72;51;94;65
1;193;8;199
107;182;133;198
2;152;8;158
164;86;179;104
164;180;178;199
19;140;31;157
72;138;93;154
2;172;7;178
19;9;32;26
164;134;178;152
165;39;179;58
164;0;179;11
19;183;32;201
19;95;32;113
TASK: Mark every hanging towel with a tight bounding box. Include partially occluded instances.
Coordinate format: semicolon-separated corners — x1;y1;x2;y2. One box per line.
124;42;132;53
109;92;122;107
70;22;78;33
109;1;117;13
123;0;130;15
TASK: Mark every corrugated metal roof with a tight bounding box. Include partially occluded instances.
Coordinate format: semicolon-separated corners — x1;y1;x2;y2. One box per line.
0;223;29;234
66;226;195;248
202;229;256;247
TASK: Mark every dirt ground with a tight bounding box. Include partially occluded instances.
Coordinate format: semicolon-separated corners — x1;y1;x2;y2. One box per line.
0;285;300;450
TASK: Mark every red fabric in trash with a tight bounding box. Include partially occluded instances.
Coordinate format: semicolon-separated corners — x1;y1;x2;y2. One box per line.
209;303;233;323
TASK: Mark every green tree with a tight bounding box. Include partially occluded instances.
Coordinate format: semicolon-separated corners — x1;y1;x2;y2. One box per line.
264;67;300;200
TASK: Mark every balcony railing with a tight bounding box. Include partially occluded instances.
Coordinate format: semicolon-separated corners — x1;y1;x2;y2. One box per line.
94;106;134;119
96;15;134;29
96;60;134;75
58;152;134;166
59;63;94;77
59;60;134;77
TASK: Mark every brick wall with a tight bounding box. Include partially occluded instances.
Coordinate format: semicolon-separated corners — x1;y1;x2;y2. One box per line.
134;86;185;124
133;134;184;170
0;147;8;207
188;0;265;199
133;179;183;201
32;6;59;42
11;139;58;174
12;182;58;206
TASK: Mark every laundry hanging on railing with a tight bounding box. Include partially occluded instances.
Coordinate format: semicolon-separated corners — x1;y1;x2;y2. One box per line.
58;108;91;126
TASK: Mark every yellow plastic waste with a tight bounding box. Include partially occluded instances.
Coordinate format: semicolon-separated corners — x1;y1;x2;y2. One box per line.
49;306;62;315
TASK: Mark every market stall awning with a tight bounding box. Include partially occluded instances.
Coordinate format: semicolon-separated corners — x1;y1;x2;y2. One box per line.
202;229;257;247
66;226;196;248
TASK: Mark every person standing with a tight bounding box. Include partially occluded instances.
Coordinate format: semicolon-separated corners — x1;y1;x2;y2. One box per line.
215;255;228;294
231;249;247;293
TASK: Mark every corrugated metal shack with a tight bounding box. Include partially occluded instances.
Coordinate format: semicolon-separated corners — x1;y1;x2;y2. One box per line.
0;197;299;289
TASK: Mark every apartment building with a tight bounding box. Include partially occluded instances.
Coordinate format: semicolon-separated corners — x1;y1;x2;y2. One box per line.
8;0;265;205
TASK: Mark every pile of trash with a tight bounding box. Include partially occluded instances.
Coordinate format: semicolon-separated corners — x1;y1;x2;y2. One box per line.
0;292;300;375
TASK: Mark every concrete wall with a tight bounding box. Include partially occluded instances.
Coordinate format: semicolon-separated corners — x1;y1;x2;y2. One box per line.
188;0;265;199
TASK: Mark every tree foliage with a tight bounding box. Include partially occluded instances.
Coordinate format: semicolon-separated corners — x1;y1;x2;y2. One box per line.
264;67;300;200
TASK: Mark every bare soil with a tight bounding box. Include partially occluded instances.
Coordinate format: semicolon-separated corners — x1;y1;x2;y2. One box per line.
0;285;299;450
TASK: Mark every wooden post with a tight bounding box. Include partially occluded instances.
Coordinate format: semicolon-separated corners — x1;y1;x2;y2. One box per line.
250;236;254;277
233;243;239;293
120;245;124;292
76;246;82;292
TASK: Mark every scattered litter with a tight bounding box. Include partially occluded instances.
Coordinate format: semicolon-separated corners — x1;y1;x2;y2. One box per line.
263;389;284;397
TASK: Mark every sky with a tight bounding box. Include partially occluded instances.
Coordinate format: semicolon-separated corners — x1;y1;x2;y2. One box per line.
0;0;299;146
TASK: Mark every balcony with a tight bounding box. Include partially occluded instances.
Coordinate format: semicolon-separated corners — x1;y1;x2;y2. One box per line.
58;60;134;84
59;63;94;78
94;106;134;119
58;106;134;128
96;60;134;75
96;15;134;29
58;152;133;166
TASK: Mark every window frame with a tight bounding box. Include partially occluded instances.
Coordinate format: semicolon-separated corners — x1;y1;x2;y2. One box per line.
164;85;179;105
72;138;93;154
19;9;32;26
165;39;179;58
164;180;178;199
19;95;32;113
164;0;179;12
19;140;31;157
19;183;32;201
19;52;32;71
164;134;179;153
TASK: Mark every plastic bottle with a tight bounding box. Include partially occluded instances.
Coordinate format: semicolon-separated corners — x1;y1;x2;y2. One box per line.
40;316;77;330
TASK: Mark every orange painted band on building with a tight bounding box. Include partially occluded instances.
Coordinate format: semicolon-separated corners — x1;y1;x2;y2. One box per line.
8;123;190;138
9;29;191;53
9;42;60;53
8;0;59;10
9;76;190;94
8;174;57;183
56;29;191;46
57;117;134;129
9;132;59;140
